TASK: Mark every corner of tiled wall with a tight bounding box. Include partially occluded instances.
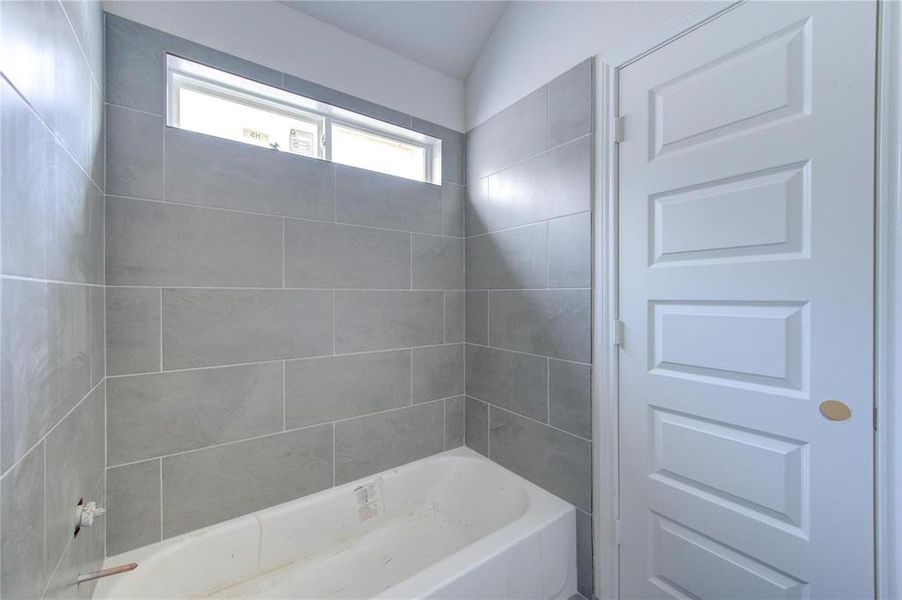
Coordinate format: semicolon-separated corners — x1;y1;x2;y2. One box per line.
463;57;595;599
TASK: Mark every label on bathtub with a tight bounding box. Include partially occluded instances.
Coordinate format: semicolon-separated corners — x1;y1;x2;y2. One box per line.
354;481;382;522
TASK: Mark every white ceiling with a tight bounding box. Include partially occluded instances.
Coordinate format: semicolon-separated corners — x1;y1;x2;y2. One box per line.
279;1;509;80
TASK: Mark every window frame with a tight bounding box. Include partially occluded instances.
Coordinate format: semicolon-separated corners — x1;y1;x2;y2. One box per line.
166;54;441;184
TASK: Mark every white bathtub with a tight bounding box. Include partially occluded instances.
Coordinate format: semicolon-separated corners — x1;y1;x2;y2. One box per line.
95;447;578;599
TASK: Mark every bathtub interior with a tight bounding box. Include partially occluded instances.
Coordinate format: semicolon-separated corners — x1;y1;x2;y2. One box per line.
95;448;561;599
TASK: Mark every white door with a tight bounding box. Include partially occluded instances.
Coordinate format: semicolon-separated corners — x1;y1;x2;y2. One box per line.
617;2;876;598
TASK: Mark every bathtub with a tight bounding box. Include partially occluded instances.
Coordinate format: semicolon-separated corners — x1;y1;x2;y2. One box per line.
95;447;578;599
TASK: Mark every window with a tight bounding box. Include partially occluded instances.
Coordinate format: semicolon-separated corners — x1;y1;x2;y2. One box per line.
167;55;441;183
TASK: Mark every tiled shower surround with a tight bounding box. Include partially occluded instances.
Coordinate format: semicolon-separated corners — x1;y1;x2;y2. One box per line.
464;60;594;598
103;15;466;555
0;1;106;598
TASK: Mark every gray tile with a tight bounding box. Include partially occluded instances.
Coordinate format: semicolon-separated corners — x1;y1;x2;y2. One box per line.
412;344;464;403
411;118;465;185
465;224;548;290
549;360;591;439
464;397;488;457
412;235;463;290
442;184;465;237
106;105;164;200
0;443;45;600
465;291;488;345
60;1;104;86
464;177;489;236
285;350;411;428
548;212;591;289
336;165;442;234
0;0;99;177
106;196;283;286
576;509;594;599
549;60;593;147
165;128;335;220
106;460;161;555
1;82;104;284
106;287;160;376
2;280;92;471
334;402;443;484
474;136;591;235
489;407;591;511
465;345;547;422
45;383;105;571
105;13;283;116
90;286;105;387
445;396;464;449
466;86;548;182
489;290;591;362
43;477;106;600
162;289;333;369
444;291;464;343
283;74;411;129
162;426;333;537
335;291;444;353
284;220;410;289
108;363;284;465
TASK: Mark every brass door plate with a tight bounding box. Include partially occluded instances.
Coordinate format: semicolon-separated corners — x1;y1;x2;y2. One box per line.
820;400;852;421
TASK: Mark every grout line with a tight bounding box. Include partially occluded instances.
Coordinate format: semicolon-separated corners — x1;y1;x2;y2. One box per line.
469;132;591;183
282;361;287;431
104;193;464;239
466;342;591;366
159;288;164;371
486;292;491;346
0;274;104;288
443;292;447;343
105;284;468;292
547;358;551;424
104;101;164;119
159;459;164;540
331;422;336;487
281;218;286;288
409;232;414;290
332;290;336;355
471;393;592;444
465;208;592;240
546;220;551;288
410;349;415;405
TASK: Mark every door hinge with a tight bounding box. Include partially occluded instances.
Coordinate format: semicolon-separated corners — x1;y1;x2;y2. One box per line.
614;518;622;546
613;116;626;143
613;319;625;347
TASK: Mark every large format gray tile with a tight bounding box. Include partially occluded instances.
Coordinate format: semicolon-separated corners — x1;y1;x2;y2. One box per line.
465;345;547;422
335;291;444;353
445;396;464;449
162;426;333;537
412;344;464;403
471;136;590;235
412;235;463;290
489;407;591;511
285;350;411;428
549;60;593;147
43;477;105;600
283;74;412;129
467;86;548;182
45;383;105;571
465;291;488;345
464;177;489;237
445;291;464;343
441;184;465;236
162;289;333;369
106;460;161;555
61;0;104;86
284;220;410;289
90;286;105;386
489;290;591;362
106;105;164;200
548;212;591;289
106;196;283;287
464;397;488;457
334;402;443;484
2;280;93;471
106;13;282;116
1;82;104;284
108;363;284;465
576;509;594;598
0;0;99;177
106;287;160;376
336;165;442;234
410;118;465;185
465;224;548;290
0;443;45;600
549;359;591;439
165;128;335;220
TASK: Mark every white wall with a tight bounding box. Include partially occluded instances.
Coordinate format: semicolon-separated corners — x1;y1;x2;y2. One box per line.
466;1;708;129
102;0;466;132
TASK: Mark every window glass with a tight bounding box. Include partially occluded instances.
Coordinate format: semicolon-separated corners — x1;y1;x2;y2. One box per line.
332;124;427;181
